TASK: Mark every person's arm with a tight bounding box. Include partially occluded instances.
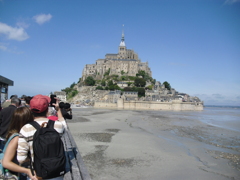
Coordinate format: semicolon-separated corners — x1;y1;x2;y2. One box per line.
3;137;37;180
57;110;67;130
53;98;67;129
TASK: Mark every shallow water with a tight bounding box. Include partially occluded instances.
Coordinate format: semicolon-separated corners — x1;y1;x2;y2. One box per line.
190;107;240;132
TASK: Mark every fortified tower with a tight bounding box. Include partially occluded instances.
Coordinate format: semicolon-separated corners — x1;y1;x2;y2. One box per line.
81;28;152;81
118;28;127;59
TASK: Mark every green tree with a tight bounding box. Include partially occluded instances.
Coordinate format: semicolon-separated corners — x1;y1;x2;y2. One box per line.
107;80;114;86
144;73;150;81
61;87;72;95
127;82;132;87
101;80;106;86
104;68;111;77
151;78;156;84
108;85;115;90
121;70;125;75
67;89;79;99
132;86;138;92
163;81;171;90
134;77;146;87
121;76;126;80
70;82;76;89
96;86;103;90
146;85;153;90
128;76;136;81
84;76;95;86
110;74;119;78
136;70;146;78
123;87;133;91
137;87;145;97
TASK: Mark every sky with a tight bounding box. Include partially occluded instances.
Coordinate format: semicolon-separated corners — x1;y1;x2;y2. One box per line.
0;0;240;106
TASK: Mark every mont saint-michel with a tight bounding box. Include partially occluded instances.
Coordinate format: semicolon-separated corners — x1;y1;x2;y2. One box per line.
67;31;203;111
81;31;151;81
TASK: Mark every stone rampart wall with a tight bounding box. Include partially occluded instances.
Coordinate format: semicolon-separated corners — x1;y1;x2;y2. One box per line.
94;102;117;108
94;99;203;111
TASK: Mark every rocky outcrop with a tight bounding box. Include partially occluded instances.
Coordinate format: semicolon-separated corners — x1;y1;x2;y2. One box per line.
70;86;109;104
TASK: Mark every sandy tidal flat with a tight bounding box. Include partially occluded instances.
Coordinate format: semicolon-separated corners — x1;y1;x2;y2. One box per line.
67;108;240;180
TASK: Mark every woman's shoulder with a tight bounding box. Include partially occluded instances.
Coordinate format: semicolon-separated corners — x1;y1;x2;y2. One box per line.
6;135;19;148
9;135;19;143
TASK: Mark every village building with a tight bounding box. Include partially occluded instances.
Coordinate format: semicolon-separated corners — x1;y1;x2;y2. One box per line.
54;91;67;102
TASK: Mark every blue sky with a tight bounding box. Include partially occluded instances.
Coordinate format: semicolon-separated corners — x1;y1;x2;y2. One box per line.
0;0;240;106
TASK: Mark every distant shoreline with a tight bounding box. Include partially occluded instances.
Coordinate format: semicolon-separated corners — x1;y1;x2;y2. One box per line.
204;105;240;108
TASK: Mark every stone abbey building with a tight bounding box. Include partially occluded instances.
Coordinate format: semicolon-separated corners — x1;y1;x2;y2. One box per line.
76;30;203;110
81;31;152;81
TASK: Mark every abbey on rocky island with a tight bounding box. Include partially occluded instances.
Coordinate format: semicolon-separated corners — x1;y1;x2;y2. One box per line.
75;29;203;110
81;30;151;81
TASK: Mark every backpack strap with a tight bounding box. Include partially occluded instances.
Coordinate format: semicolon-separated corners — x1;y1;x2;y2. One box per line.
27;121;41;177
3;133;19;153
28;121;41;130
47;120;55;129
29;120;55;130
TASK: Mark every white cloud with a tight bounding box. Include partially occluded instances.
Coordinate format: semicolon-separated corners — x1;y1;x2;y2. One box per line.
16;22;29;29
0;43;24;54
212;94;225;99
0;22;29;41
33;14;52;25
0;44;7;51
224;0;240;4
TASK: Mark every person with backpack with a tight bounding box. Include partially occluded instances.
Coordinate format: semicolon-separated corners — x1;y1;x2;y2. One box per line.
1;107;37;180
17;94;67;180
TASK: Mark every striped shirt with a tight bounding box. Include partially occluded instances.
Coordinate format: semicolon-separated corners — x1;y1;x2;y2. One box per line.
17;117;67;164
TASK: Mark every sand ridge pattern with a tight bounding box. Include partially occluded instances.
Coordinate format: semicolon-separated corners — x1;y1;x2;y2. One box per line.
68;108;240;180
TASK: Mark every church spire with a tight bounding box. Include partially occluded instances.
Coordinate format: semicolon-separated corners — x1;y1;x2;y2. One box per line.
119;24;125;47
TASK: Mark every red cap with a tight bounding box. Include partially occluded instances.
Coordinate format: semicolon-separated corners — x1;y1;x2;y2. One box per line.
30;94;51;113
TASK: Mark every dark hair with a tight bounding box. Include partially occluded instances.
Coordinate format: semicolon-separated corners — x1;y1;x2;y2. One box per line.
24;96;32;105
18;99;22;106
6;107;34;140
59;102;65;109
64;103;71;109
32;109;48;117
21;95;27;99
10;95;18;99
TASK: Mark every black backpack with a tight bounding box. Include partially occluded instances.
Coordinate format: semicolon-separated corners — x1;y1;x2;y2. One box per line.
29;120;66;179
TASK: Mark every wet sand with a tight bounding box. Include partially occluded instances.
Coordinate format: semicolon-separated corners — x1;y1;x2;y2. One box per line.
67;108;240;180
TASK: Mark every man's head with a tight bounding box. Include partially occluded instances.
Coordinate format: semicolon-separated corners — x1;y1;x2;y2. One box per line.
21;95;27;99
30;94;50;117
11;97;21;107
